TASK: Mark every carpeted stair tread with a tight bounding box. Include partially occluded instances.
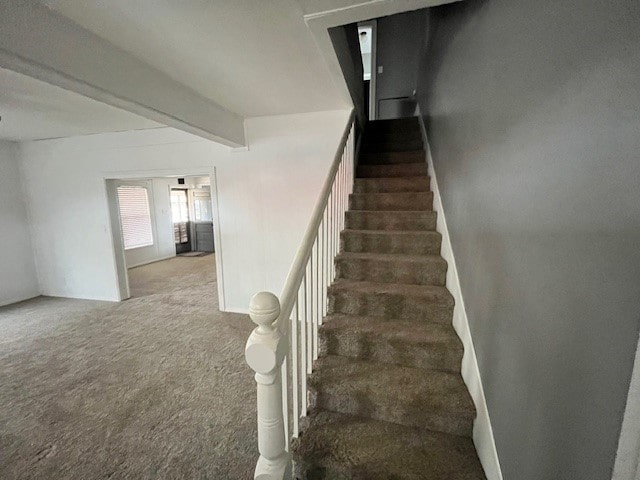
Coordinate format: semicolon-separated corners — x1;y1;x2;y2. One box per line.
328;279;453;304
335;252;447;286
364;122;421;136
319;314;463;371
349;191;433;211
341;229;442;255
357;162;428;178
361;140;424;153
353;176;430;193
358;150;425;165
308;355;475;436
345;210;437;231
292;410;486;480
365;117;420;131
363;136;422;148
328;279;454;323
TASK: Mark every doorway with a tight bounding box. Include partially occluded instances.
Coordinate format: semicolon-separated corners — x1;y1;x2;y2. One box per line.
170;188;191;254
170;176;215;257
106;171;225;306
358;20;377;120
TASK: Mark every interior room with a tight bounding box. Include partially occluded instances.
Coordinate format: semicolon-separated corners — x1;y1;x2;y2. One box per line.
109;175;218;298
0;48;350;475
0;67;258;478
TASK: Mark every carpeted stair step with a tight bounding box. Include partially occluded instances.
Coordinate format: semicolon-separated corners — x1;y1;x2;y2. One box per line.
363;130;422;145
353;176;430;193
345;210;437;231
361;139;424;153
358;149;425;165
349;192;433;211
356;162;428;178
318;314;463;371
328;279;454;323
292;410;486;480
308;356;475;436
366;117;420;132
335;252;446;286
341;229;441;255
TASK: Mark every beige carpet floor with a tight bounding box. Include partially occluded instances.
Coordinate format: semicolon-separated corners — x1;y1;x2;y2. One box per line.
0;256;257;479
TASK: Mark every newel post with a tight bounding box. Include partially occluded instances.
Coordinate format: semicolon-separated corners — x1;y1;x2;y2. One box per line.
246;292;290;480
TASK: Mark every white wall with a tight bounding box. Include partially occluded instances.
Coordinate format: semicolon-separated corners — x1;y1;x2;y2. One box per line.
19;109;351;312
0;140;38;306
116;178;178;268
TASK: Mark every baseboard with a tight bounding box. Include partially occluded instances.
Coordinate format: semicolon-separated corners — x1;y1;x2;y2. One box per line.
224;305;249;315
126;254;176;270
612;332;640;480
416;109;503;480
0;292;40;308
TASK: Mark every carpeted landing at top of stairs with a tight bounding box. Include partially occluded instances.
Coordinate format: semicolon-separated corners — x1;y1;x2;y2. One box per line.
291;117;487;479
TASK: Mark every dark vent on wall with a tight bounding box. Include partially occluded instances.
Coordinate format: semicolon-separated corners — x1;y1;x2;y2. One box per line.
178;178;185;185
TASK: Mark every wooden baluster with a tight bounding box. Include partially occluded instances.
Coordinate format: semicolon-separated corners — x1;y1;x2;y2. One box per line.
291;300;299;438
316;229;322;327
300;278;308;414
313;234;320;357
246;292;289;480
321;215;327;318
306;263;313;375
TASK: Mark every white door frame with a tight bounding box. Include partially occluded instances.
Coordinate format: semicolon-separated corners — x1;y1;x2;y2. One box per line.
103;166;227;311
358;19;377;120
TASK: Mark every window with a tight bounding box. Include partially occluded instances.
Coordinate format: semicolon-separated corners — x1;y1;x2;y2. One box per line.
117;185;154;250
170;189;189;244
193;196;212;221
170;189;189;223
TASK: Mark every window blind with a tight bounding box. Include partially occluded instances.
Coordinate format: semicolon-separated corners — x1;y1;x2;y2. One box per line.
117;186;154;250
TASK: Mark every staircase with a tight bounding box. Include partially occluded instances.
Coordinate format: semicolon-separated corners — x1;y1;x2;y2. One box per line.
292;117;486;479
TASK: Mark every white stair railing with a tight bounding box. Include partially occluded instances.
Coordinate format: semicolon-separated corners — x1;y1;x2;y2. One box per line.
245;110;356;480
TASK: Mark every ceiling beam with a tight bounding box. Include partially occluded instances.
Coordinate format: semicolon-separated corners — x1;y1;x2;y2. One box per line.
0;1;245;147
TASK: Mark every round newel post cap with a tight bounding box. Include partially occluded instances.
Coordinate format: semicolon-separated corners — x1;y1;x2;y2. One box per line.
249;291;280;328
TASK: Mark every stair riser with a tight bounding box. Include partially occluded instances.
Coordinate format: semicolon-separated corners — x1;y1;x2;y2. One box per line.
362;141;423;153
328;291;453;323
308;388;473;437
345;211;437;231
357;163;429;178
358;150;424;165
349;192;433;211
364;126;421;135
292;464;349;480
363;132;422;145
366;118;420;131
336;257;446;286
353;177;430;193
318;330;462;372
341;232;441;255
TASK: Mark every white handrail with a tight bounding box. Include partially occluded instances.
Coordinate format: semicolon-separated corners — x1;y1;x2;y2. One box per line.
275;109;356;333
245;110;356;480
